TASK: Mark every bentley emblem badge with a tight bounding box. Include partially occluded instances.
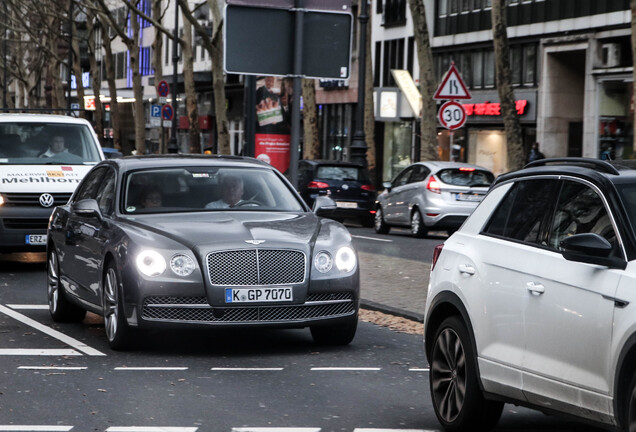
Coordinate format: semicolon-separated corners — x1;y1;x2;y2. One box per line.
39;193;54;208
245;240;266;245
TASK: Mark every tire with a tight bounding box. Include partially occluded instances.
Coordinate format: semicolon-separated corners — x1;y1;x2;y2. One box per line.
374;207;390;234
47;248;86;323
310;317;358;346
103;263;133;350
410;209;427;238
430;316;503;432
624;373;636;432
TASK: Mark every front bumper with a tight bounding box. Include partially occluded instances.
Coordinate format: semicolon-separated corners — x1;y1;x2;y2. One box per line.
0;206;53;252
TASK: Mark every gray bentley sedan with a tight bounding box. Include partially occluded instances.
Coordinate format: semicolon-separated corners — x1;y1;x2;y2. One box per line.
46;155;359;350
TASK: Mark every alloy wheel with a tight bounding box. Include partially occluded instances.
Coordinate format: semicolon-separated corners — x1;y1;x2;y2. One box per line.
431;327;467;423
104;268;119;342
375;208;384;230
47;251;59;314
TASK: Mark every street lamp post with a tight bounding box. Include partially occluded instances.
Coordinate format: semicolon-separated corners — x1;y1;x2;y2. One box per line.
168;0;179;153
350;0;368;168
3;2;7;112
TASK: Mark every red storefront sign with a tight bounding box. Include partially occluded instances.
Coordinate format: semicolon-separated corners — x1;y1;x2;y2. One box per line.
462;99;528;116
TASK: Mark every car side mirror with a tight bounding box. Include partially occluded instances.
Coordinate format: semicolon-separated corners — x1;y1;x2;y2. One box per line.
382;181;392;192
312;195;337;216
560;233;626;270
72;198;102;218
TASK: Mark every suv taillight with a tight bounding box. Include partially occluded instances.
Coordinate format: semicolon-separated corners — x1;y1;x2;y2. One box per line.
431;244;444;271
427;176;441;194
307;181;329;189
361;184;375;191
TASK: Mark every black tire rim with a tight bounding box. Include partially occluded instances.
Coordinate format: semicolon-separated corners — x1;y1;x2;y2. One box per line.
431;327;467;423
104;268;119;342
47;251;59;314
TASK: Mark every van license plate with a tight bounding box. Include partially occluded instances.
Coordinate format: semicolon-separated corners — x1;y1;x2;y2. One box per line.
225;287;293;303
26;234;47;245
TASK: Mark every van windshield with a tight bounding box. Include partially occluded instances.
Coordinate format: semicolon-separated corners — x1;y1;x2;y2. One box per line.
0;122;102;165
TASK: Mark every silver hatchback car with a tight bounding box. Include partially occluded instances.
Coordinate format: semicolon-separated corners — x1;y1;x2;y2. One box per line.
375;162;494;237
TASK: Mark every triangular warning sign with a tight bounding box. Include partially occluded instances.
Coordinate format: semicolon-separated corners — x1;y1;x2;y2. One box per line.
434;62;472;100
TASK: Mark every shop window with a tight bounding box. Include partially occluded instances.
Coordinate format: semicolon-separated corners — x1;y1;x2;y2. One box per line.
598;80;633;160
383;122;413;182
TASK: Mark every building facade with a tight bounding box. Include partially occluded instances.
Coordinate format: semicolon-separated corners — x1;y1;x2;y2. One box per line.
373;0;632;179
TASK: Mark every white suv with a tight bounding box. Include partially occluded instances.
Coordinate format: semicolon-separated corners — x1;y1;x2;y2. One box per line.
425;158;636;431
0;114;104;252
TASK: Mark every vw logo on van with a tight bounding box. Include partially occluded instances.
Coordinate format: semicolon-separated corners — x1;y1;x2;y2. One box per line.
39;193;54;208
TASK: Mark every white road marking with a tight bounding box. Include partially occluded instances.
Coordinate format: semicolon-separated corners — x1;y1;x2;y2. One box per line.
0;304;106;357
105;428;198;432
352;235;393;242
409;368;430;372
233;429;321;432
0;427;73;431
18;366;87;370
354;429;437;432
0;349;81;356
310;367;381;371
6;305;49;310
114;367;188;371
210;367;284;371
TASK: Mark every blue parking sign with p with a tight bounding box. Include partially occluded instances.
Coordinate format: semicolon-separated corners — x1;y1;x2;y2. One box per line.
151;105;161;118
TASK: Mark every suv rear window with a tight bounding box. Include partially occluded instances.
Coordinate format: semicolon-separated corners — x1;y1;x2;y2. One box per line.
437;168;494;187
316;165;367;181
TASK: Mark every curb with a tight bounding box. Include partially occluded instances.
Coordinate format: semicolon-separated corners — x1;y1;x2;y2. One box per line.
361;299;424;323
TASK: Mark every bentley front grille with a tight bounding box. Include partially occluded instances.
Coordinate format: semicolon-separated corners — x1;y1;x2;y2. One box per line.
206;249;306;286
141;293;356;324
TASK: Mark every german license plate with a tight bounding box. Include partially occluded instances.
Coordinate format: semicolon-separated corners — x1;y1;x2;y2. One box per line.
26;234;47;245
225;287;293;303
456;193;483;202
336;201;357;209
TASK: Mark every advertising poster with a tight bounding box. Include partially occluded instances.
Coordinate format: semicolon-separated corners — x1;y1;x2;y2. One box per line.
255;76;292;173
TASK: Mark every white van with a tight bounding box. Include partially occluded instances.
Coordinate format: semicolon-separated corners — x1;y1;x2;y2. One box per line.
0;114;104;252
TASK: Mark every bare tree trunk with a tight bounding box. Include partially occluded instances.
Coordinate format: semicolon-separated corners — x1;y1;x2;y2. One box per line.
71;16;86;119
492;0;524;171
406;0;438;161
151;0;164;84
209;0;230;154
86;12;104;145
364;6;376;179
632;0;636;154
101;23;122;151
302;79;320;159
182;17;201;153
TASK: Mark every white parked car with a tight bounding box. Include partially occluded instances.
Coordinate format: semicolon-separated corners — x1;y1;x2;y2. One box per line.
425;158;636;431
0;114;104;252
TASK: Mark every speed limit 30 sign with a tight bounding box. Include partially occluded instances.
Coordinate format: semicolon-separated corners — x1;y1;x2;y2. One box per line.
438;100;466;130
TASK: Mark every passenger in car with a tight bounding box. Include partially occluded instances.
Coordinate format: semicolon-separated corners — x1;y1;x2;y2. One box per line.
139;186;163;209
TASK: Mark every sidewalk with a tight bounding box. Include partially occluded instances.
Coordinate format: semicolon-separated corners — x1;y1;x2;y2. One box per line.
358;251;430;323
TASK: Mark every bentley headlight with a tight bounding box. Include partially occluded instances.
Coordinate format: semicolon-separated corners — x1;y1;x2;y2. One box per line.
170;254;195;276
136;250;166;277
335;246;356;272
314;251;333;273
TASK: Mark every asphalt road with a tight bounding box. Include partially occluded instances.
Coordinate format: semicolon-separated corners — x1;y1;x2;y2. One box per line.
0;251;606;432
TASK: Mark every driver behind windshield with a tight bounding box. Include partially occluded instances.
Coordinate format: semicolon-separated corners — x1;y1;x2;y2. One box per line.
205;173;244;209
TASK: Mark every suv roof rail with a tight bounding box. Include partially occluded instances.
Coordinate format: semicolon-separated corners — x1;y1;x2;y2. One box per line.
525;157;620;175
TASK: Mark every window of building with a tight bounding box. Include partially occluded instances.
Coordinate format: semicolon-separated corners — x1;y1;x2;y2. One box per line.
460;0;472;12
377;0;383;14
165;34;170;65
439;0;448;16
407;37;415;77
115;52;126;80
472;51;483;89
449;0;458;14
523;45;537;85
473;0;482;10
383;0;407;26
511;46;522;85
382;38;405;87
485;0;492;8
374;41;382;87
484;50;495;87
460;52;472;88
